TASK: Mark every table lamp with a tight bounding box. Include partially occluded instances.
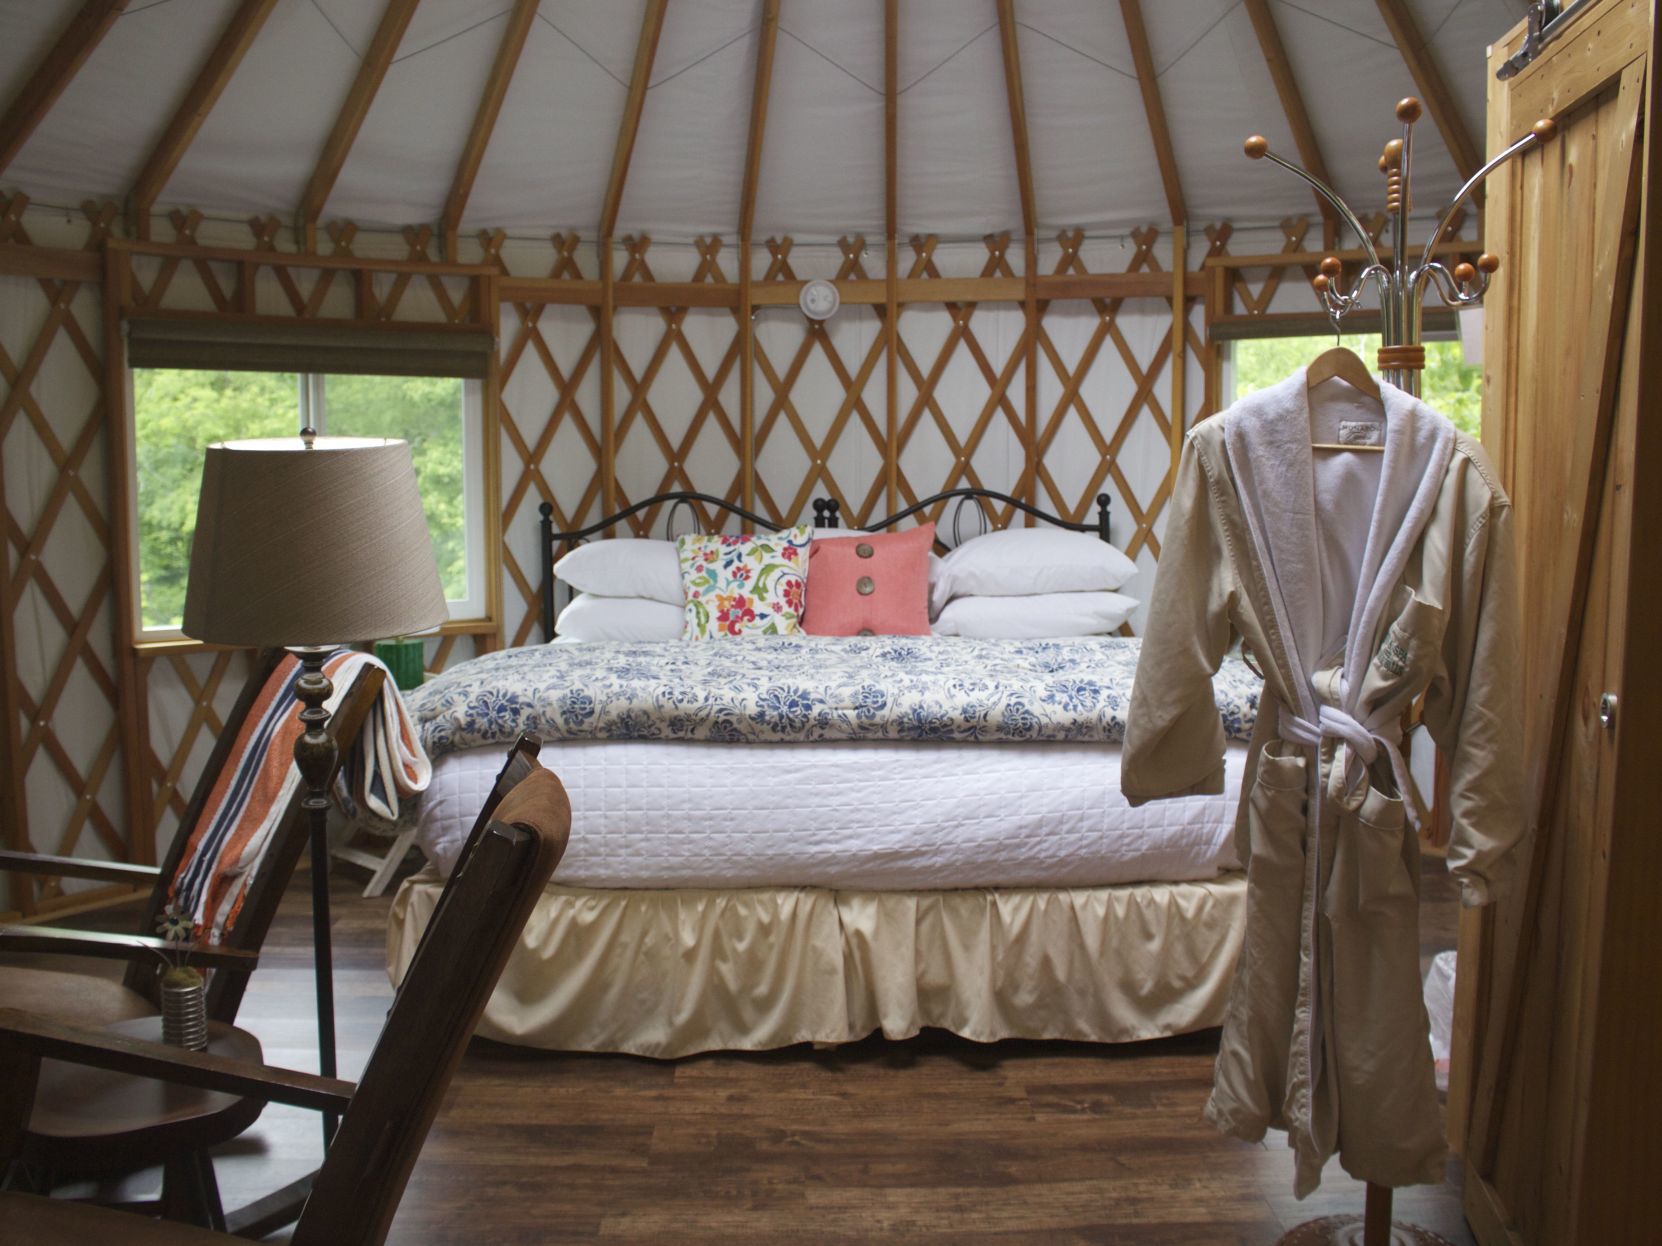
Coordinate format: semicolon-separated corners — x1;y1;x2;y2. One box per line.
181;431;447;1141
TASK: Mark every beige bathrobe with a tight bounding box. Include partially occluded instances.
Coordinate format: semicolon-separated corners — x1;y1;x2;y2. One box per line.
1122;370;1525;1197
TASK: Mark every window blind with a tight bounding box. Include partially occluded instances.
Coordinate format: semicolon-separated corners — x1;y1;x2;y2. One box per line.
125;316;495;379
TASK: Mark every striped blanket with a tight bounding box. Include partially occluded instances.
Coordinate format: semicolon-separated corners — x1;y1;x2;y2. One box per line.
168;651;429;943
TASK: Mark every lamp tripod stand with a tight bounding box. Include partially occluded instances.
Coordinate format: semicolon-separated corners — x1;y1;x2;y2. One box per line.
290;645;341;1147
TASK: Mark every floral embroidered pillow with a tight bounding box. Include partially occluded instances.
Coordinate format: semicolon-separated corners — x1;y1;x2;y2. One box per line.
677;527;812;639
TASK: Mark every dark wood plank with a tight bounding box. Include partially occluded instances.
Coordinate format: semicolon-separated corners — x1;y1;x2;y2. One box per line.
85;850;1472;1245
0;849;160;884
0;1007;355;1115
0;926;257;971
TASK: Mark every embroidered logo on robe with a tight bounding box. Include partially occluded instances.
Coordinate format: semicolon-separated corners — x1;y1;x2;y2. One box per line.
1375;631;1411;677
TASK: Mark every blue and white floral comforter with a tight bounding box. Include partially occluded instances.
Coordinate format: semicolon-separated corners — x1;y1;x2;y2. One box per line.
408;636;1260;760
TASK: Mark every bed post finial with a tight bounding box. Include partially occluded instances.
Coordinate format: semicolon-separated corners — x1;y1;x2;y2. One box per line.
813;498;841;529
539;502;556;643
1095;493;1111;544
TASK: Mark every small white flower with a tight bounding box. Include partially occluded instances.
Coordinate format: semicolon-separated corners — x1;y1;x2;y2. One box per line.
156;903;195;945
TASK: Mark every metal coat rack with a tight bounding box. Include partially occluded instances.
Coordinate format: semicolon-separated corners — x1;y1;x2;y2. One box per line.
1245;95;1556;401
1239;97;1557;1246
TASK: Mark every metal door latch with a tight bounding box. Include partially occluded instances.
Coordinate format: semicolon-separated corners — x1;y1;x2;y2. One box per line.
1599;692;1618;730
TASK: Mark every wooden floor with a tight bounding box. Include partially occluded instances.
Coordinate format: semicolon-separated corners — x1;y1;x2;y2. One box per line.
44;856;1474;1245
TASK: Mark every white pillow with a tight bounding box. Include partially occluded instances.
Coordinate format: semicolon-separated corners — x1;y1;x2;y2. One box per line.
553;539;683;605
931;528;1136;615
555;593;684;641
930;591;1138;639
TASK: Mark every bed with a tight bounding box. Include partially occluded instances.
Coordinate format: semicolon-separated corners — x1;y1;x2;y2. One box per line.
386;490;1260;1058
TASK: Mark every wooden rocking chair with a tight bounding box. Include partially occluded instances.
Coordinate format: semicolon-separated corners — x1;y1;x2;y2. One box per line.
0;649;383;1216
0;750;570;1245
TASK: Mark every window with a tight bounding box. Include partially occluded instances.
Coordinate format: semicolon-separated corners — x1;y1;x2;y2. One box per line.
1231;333;1483;438
132;369;486;634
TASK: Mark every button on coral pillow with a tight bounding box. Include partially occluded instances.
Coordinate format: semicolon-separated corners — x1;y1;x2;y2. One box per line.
803;522;934;636
677;527;812;639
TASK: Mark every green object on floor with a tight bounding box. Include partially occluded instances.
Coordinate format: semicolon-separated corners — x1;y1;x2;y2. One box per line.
374;637;426;690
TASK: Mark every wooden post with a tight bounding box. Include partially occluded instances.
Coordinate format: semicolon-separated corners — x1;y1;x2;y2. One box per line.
740;238;755;512
480;269;505;649
599;239;617;514
101;243;152;868
1170;222;1186;470
1024;232;1038;517
884;0;898;514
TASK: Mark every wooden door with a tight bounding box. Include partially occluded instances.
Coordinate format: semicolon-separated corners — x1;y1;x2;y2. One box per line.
1451;3;1658;1243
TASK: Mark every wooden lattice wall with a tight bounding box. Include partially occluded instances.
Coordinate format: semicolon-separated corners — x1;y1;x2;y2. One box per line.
1;197;1370;896
493;224;1237;648
0;194;131;917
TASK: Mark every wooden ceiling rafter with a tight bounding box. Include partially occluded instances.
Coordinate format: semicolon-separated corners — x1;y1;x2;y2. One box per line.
441;0;540;259
599;0;669;242
296;0;422;251
994;0;1037;239
127;0;279;240
1374;0;1482;183
1119;0;1186;226
884;0;897;243
738;0;780;245
1242;0;1338;236
0;0;130;178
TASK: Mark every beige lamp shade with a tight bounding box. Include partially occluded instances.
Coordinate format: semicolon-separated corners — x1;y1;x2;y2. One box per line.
182;436;449;648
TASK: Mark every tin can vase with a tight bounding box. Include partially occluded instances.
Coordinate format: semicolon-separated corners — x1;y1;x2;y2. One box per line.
160;967;208;1050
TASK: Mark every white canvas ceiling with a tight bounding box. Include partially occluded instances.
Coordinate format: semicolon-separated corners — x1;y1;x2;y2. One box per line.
0;0;1527;241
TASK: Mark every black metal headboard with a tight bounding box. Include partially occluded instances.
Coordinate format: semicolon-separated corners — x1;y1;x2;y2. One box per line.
814;489;1111;547
539;488;1112;641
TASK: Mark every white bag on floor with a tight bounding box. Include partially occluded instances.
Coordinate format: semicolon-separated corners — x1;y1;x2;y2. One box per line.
1423;949;1457;1093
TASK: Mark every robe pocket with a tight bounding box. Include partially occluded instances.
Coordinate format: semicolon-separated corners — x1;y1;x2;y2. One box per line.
1323;785;1417;919
1245;742;1308;874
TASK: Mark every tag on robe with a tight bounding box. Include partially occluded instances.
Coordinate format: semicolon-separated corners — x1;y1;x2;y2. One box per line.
1338;420;1384;446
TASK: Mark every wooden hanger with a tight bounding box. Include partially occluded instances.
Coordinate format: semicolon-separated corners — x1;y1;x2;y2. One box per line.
1307;346;1385;452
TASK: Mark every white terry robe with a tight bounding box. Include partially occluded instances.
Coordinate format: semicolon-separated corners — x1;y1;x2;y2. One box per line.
1123;370;1526;1196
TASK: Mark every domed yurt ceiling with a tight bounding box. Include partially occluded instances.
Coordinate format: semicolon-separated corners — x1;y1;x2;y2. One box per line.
0;0;1522;241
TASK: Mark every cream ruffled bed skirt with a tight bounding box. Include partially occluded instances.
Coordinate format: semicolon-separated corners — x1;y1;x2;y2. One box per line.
386;870;1247;1059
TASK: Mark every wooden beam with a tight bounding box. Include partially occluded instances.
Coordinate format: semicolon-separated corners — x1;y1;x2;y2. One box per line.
737;2;777;515
1242;0;1337;233
441;0;539;258
995;0;1037;238
1170;222;1186;472
1119;0;1185;225
1374;0;1482;181
996;1;1039;514
599;241;617;513
599;0;668;240
738;0;780;245
740;237;755;511
0;241;101;282
297;0;421;249
128;0;278;239
0;0;129;178
497;269;1205;308
885;0;898;513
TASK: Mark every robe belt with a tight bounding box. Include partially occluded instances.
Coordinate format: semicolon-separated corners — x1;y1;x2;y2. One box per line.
1276;702;1422;832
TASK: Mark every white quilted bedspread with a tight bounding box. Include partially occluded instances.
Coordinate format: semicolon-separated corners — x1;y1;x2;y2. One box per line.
414;738;1246;890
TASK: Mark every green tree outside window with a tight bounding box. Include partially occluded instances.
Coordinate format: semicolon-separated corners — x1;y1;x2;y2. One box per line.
133;369;469;631
1232;334;1483;437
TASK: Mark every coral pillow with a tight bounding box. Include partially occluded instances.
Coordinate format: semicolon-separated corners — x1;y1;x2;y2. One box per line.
804;523;934;636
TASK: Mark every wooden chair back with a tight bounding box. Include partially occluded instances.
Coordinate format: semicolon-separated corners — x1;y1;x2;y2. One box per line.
126;649;385;1023
294;763;570;1246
